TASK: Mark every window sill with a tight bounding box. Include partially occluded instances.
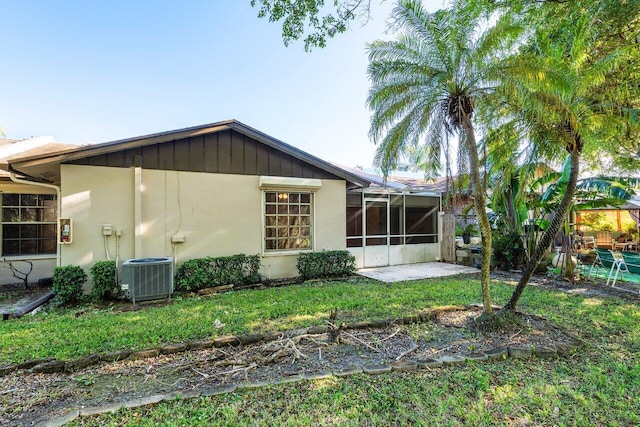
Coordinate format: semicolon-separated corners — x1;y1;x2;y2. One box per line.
262;249;313;257
1;254;57;261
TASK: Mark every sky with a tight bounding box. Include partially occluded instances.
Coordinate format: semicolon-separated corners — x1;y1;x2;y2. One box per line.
1;0;445;169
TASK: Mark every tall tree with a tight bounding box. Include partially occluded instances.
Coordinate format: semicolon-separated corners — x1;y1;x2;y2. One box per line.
366;0;522;321
498;6;639;311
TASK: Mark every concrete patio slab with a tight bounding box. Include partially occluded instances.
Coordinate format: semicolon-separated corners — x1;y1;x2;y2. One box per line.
357;262;479;283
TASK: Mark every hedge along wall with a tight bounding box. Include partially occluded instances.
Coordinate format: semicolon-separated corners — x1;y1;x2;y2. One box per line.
297;250;356;280
174;254;261;292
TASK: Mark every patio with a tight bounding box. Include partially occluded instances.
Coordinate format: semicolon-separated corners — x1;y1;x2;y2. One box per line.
357;262;479;283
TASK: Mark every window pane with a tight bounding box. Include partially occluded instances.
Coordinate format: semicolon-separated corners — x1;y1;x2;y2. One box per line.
42;224;57;238
40;239;57;254
300;227;310;237
347;238;362;248
277;239;289;249
277;205;288;214
2;240;19;255
21;208;37;222
346;206;362;237
2;194;19;206
289;193;299;203
366;203;387;236
300;194;310;203
289;205;299;214
300;205;310;214
3;225;19;238
41;208;57;222
406;207;436;235
277;228;288;237
21;195;38;206
266;240;276;250
21;224;39;238
265;204;276;214
265;192;276;203
266;228;277;238
3;208;20;222
390;206;402;235
21;239;38;255
390;237;403;245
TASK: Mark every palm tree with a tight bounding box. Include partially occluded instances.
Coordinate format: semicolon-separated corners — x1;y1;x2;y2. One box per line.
499;12;639;311
366;0;522;320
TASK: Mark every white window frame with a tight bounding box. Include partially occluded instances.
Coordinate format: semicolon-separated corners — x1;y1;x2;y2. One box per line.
260;176;321;256
1;193;58;257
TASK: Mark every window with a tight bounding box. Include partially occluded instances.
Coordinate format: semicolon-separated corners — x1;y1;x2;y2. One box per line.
265;191;312;251
2;194;57;256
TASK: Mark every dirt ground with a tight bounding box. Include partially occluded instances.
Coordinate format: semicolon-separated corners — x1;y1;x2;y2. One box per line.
1;271;637;427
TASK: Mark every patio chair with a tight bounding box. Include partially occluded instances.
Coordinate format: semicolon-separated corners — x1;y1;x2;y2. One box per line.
588;248;621;286
616;253;640;292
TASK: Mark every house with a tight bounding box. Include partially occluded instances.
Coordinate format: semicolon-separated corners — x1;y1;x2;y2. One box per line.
1;120;443;288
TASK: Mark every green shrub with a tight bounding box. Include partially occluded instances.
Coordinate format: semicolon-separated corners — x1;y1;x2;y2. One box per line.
53;265;87;305
297;250;356;280
89;261;119;301
174;254;261;292
492;231;525;271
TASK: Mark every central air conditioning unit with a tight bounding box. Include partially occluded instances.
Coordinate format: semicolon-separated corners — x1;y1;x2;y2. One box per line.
121;257;174;303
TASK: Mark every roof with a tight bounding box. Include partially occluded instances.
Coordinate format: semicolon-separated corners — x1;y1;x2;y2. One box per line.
2;120;371;187
0;137;78;179
335;164;446;195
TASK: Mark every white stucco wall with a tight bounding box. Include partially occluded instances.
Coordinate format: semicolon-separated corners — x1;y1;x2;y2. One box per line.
60;165;347;284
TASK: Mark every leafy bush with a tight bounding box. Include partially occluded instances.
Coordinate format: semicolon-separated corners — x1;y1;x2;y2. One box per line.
297;250;356;280
492;231;525;271
89;261;119;301
53;265;87;305
174;254;261;292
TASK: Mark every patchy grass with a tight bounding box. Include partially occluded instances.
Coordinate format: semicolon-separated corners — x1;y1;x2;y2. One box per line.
3;273;639;425
2;275;499;364
67;275;640;426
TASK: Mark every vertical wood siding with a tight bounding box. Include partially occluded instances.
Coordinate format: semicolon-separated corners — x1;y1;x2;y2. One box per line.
67;130;339;180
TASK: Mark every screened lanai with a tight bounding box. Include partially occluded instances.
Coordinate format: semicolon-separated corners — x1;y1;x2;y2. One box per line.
346;188;441;268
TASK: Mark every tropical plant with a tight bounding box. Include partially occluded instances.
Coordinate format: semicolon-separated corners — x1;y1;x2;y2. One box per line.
367;0;523;320
499;12;640;310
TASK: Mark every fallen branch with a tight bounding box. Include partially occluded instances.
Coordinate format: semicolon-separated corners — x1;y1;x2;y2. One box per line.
329;322;382;354
214;363;258;378
395;343;419;361
191;366;210;378
380;328;403;342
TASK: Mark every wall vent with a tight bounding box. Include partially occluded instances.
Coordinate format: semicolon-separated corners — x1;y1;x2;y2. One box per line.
121;257;173;303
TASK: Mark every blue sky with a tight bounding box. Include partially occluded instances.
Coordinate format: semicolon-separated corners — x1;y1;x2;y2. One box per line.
1;0;444;168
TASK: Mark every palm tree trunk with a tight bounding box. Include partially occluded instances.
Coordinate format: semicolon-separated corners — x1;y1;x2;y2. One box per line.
503;148;581;311
462;116;493;316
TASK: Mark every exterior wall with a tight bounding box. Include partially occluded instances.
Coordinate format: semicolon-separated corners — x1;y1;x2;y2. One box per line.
0;180;57;286
348;243;440;269
60;165;134;290
60;164;347;286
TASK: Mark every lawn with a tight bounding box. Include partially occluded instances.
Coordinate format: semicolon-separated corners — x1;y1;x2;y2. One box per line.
3;274;640;425
2;276;514;364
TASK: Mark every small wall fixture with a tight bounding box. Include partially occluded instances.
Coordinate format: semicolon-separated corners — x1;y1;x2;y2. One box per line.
59;218;73;244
